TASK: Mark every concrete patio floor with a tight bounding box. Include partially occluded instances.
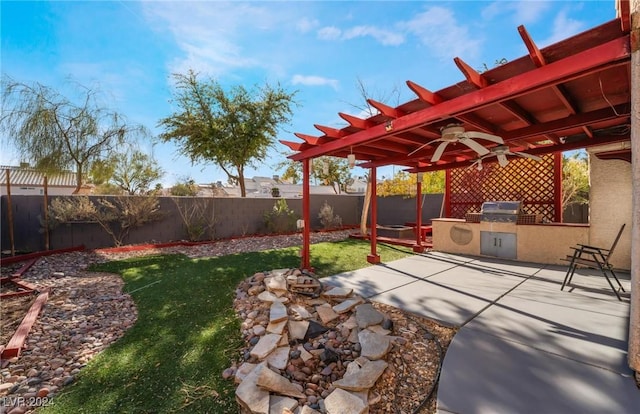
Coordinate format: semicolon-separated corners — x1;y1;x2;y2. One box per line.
322;251;639;413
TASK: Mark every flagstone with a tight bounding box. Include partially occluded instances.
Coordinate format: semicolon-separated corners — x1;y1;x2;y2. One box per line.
236;363;270;414
288;320;309;340
333;360;388;392
267;346;290;371
250;334;282;359
316;303;340;324
322;286;353;298
270;302;288;324
269;395;298;414
333;297;364;314
359;330;392;360
324;388;367;414
257;365;306;399
267;319;288;335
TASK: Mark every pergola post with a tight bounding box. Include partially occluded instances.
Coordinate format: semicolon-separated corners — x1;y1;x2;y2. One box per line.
554;152;563;222
301;158;311;270
627;0;640;376
413;173;425;253
367;167;380;264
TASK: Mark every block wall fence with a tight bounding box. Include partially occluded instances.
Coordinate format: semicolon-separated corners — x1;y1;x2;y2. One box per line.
1;194;445;252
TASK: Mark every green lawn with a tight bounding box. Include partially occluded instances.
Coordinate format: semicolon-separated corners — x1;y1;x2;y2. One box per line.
41;239;412;414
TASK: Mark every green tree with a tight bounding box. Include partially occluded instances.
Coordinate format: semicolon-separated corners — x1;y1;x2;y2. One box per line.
110;146;164;195
277;156;354;193
279;160;301;184
312;156;352;194
158;70;296;197
562;151;589;207
377;170;445;197
170;177;199;196
1;75;145;193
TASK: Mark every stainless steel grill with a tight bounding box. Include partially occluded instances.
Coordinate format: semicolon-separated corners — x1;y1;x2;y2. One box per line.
480;201;522;223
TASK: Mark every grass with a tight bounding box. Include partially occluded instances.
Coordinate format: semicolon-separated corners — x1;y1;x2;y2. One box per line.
41;239;412;414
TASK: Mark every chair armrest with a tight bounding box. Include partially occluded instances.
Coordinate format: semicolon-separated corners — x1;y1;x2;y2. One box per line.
576;244;610;253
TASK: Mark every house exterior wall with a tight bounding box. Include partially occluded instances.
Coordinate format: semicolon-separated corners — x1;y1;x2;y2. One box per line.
0;186;76;196
588;143;633;270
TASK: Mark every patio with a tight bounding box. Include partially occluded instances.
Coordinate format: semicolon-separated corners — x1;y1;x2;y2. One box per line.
322;252;639;413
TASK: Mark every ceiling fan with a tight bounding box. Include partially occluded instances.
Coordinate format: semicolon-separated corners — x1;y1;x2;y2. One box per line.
469;145;542;170
408;124;505;163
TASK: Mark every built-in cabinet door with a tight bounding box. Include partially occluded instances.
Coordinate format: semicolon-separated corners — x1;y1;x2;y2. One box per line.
480;231;517;259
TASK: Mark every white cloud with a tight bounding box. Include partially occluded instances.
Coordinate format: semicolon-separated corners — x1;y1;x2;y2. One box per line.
291;75;339;90
318;25;404;46
317;26;342;40
539;9;586;47
141;2;290;77
482;1;551;25
343;25;404;46
401;6;483;60
297;17;319;33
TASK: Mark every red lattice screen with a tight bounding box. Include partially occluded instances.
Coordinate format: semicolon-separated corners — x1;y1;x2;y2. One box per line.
445;153;561;222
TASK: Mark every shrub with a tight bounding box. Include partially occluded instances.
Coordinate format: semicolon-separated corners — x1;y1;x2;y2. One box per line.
46;195;163;246
318;201;342;230
172;197;217;241
263;199;298;233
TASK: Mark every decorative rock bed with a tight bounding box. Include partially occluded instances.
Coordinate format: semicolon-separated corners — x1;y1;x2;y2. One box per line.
229;268;436;414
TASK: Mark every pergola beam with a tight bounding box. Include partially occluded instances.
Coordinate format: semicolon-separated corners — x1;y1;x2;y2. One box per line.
338;112;372;130
406;80;443;105
314;124;343;139
290;36;630;162
407;133;630;172
368;99;403;118
360;104;628;168
519;24;593;138
294;133;331;146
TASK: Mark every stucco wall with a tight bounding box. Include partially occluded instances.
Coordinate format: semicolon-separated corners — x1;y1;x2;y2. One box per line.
588;143;632;270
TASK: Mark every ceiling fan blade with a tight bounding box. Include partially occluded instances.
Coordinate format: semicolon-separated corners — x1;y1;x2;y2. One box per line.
467;159;483;170
513;151;542;161
431;141;449;162
459;137;491;156
462;131;504;144
408;139;440;157
497;153;509;167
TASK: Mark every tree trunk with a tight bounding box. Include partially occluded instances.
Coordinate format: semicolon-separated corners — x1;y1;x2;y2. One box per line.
74;163;83;194
360;174;372;236
238;168;246;197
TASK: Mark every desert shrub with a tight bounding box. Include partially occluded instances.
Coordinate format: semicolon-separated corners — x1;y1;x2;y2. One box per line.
263;199;298;233
318;201;342;230
172;197;217;241
46;195;163;246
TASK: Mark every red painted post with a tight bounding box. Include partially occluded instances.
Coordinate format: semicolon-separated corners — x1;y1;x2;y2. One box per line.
413;175;425;253
301;159;311;269
554;152;563;222
367;167;381;264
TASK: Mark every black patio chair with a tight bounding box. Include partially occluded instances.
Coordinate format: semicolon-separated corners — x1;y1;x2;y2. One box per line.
561;223;626;300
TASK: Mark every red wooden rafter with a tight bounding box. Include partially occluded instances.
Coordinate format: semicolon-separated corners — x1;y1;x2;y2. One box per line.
289;35;629;162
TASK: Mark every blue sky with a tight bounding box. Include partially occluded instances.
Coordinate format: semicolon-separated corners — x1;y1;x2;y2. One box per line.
1;0;618;187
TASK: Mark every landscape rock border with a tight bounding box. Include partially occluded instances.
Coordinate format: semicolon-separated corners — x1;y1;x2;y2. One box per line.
230;268;456;413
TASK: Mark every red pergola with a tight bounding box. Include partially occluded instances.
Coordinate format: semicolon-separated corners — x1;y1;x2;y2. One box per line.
281;7;632;269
